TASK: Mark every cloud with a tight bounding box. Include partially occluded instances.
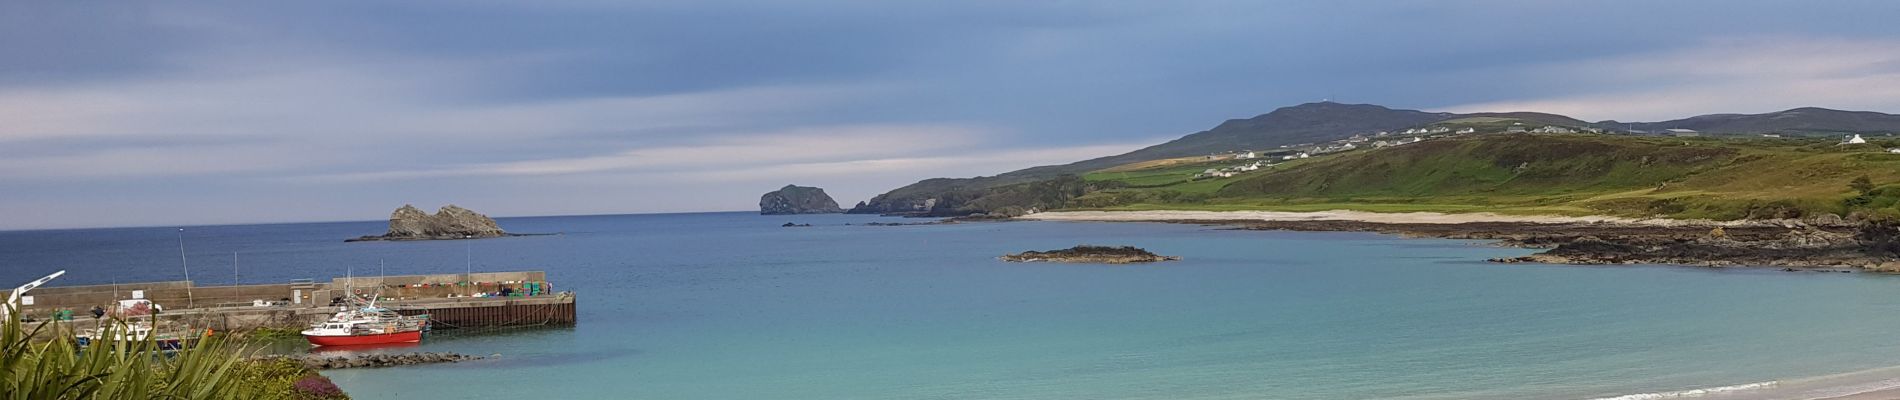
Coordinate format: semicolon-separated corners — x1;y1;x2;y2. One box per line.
1440;36;1900;121
297;124;1156;187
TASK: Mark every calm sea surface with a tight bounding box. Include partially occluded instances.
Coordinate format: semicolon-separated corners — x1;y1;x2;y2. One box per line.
7;212;1900;399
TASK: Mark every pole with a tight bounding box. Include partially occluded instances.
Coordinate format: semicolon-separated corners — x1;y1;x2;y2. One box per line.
464;236;473;296
177;228;192;309
233;251;239;285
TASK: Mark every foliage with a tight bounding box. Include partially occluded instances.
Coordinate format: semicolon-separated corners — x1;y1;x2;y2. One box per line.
0;308;343;399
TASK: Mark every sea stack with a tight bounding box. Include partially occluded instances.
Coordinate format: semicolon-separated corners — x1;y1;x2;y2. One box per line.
349;204;506;241
759;185;845;215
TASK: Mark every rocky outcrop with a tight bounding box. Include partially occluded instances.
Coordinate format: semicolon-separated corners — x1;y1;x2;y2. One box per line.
760;185;844;215
349;204;507;241
1002;245;1180;264
264;352;486;369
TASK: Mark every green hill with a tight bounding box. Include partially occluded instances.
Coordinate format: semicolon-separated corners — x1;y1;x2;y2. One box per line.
850;102;1900;217
1072;134;1900;220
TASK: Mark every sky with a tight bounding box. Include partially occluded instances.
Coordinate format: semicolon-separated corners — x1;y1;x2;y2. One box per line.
5;1;1900;230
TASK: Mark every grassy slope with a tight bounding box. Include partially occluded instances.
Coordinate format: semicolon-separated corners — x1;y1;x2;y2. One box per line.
1070;134;1900;220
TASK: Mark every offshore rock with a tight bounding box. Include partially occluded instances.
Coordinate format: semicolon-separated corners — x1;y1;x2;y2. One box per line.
1001;245;1180;264
760;185;844;215
349;204;507;241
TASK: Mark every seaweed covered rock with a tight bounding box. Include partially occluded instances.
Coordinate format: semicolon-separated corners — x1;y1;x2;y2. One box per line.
1001;245;1180;264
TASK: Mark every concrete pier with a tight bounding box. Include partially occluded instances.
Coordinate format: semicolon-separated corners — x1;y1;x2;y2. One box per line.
5;271;577;332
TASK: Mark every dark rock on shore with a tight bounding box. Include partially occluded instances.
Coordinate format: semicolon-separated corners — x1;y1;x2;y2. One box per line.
1002;245;1180;264
761;185;845;215
349;204;509;242
1205;219;1900;270
782;222;812;227
264;352;486;369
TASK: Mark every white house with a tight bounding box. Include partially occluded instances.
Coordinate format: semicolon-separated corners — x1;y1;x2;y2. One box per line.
1846;134;1868;144
1455;127;1476;134
1236;151;1257;159
1665;128;1699;137
1298;152;1310;159
1887;148;1900;154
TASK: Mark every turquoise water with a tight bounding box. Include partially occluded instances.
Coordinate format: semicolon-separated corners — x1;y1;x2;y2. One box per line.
10;212;1900;399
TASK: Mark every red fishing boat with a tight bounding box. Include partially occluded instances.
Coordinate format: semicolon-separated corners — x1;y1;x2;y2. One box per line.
302;300;430;346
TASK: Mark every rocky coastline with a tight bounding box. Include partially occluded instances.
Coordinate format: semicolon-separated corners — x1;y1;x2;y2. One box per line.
1196;218;1900;271
1002;245;1180;264
262;352;487;370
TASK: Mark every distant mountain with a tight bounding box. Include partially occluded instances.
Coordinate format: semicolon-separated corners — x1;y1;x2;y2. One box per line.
849;102;1900;216
1613;107;1900;135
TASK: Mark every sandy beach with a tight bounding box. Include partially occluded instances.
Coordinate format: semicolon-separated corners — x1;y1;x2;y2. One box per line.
1018;210;1721;226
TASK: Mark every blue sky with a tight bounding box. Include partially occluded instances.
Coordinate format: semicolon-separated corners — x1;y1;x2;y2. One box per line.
5;1;1900;229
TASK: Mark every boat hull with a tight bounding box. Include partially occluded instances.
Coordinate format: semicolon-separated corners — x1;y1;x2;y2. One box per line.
304;330;422;346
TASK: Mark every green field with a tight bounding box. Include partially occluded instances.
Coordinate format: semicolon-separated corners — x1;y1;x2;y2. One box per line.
1066;134;1900;220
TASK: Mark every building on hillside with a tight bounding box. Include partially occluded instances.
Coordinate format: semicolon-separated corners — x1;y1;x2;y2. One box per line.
1428;126;1452;134
1887;148;1900;154
1506;124;1527;133
1761;134;1782;138
1531;126;1576;134
1455;127;1476;134
1845;134;1868;144
1236;151;1257;159
1665;129;1699;137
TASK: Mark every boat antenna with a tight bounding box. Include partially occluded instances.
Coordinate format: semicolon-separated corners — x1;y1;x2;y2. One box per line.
177;228;193;308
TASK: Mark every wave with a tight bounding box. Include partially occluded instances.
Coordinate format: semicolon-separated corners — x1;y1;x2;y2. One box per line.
1588;381;1779;400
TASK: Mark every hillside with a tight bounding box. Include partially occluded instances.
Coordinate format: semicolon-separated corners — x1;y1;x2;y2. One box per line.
852;102;1900;217
1616;107;1900;136
852;102;1462;214
1074;134;1900;220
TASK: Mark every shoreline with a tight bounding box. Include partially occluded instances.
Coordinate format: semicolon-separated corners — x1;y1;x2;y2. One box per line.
1019;210;1750;227
1018;210;1895;271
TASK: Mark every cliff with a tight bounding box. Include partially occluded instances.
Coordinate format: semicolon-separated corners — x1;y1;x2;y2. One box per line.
760;185;844;215
349;204;507;241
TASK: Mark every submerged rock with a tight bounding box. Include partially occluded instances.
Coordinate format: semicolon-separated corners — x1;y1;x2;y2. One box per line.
266;352;485;369
349;204;508;241
760;185;845;215
1001;245;1180;264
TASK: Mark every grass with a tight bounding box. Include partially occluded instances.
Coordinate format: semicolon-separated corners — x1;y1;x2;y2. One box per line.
1062;134;1900;220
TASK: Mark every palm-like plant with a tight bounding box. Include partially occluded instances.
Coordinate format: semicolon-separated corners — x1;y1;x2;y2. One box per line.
0;307;288;399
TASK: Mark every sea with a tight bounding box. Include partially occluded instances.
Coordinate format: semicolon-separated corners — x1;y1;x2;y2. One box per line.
7;212;1900;399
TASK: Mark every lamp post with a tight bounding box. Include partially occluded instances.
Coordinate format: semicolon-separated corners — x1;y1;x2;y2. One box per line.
464;235;473;296
177;228;192;309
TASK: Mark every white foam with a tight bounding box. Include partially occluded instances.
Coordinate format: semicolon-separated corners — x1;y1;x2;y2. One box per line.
1589;381;1779;400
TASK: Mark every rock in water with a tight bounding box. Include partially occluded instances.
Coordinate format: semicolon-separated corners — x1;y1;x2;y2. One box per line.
350;204;506;241
760;185;845;215
1001;245;1181;264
